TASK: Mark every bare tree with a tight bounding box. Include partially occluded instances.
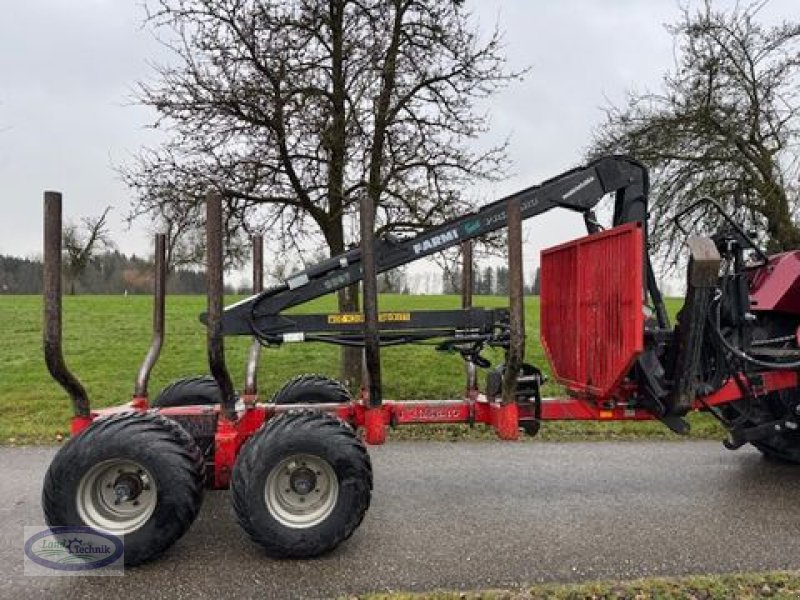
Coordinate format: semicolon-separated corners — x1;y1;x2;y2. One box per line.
62;207;115;295
147;200;217;271
122;0;522;384
378;268;407;294
589;0;800;266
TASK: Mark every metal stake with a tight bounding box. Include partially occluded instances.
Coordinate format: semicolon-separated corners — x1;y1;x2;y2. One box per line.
244;235;264;398
360;203;381;409
461;240;477;394
502;198;525;405
461;240;473;309
134;233;166;399
206;192;237;421
43;191;90;417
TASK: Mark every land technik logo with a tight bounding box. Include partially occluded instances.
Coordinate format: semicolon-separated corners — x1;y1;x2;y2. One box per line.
24;526;124;576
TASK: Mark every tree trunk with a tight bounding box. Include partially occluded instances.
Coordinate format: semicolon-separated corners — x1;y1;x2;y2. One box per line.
354;0;405;406
323;216;362;390
324;0;362;391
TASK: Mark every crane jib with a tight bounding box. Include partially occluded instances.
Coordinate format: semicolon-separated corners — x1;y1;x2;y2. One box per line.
214;156;648;335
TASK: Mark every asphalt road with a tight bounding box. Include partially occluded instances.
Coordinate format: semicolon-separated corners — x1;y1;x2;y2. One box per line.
2;441;800;599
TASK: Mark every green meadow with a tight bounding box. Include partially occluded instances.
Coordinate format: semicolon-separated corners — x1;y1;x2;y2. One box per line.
0;294;721;443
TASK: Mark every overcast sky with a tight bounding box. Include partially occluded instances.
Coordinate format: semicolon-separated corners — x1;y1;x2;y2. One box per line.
0;0;795;284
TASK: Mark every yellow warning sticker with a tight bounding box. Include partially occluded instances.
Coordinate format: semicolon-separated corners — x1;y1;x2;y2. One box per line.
380;312;412;323
327;312;412;325
327;313;363;324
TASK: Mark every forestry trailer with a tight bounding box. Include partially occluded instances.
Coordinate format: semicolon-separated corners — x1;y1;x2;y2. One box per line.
41;155;800;565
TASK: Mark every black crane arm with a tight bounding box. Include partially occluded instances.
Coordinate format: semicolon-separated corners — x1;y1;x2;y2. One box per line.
217;155;658;336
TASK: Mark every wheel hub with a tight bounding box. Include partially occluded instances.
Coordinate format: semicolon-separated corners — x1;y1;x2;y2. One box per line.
77;459;157;535
265;454;338;529
289;467;317;495
113;472;144;504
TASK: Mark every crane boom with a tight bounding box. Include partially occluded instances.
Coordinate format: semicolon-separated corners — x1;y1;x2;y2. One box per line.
217;155;657;337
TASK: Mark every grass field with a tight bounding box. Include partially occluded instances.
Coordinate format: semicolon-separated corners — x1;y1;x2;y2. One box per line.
0;293;722;443
364;570;800;599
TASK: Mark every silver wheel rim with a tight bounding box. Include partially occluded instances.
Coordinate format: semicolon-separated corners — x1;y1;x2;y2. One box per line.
265;454;338;529
76;459;157;535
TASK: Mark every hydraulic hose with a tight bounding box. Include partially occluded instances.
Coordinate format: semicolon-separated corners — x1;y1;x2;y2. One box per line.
710;297;800;370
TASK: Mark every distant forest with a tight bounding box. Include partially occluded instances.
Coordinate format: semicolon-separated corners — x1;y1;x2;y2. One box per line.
0;251;541;296
440;265;540;297
0;252;212;295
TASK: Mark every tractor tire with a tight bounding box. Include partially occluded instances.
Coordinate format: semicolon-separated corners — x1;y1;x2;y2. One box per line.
231;411;372;558
723;388;800;464
42;411;205;566
750;389;800;463
151;375;222;408
271;374;351;405
753;439;800;463
520;419;541;437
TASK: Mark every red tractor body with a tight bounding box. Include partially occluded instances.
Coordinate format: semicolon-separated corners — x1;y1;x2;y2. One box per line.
749;251;800;314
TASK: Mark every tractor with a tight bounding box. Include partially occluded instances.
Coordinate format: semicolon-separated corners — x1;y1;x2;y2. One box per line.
41;155;800;566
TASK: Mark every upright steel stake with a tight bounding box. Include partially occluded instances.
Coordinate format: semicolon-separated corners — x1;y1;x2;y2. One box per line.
206;192;237;421
134;233;166;400
43;191;90;417
461;240;473;309
502;198;525;405
243;235;264;399
360;190;384;442
461;240;477;394
361;221;381;404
